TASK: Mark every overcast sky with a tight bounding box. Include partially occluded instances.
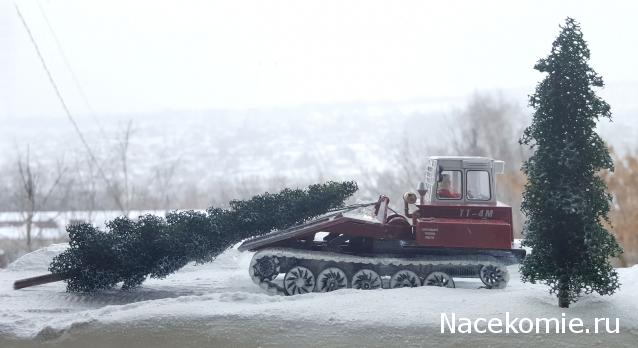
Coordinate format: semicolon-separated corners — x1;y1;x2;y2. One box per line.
2;0;638;119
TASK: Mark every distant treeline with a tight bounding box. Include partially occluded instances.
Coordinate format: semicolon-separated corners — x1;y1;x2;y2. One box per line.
2;94;636;266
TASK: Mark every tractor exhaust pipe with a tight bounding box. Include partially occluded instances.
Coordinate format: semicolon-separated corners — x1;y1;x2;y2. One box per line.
417;182;427;205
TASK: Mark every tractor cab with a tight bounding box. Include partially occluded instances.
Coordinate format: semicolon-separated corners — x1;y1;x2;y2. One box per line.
402;156;514;250
419;156;504;206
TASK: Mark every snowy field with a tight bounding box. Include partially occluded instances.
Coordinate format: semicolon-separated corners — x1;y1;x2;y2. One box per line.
0;210;168;240
0;106;438;183
1;244;637;347
2;100;637;190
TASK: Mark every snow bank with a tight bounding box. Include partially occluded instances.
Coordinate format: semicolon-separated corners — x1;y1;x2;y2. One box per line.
618;264;638;286
6;243;68;272
1;244;637;346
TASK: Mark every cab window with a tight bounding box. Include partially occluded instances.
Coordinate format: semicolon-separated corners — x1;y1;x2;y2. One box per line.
467;170;491;201
437;170;462;200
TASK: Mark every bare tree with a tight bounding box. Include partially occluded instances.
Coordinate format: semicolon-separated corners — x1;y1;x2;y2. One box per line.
604;149;638;266
446;93;529;236
358;134;438;209
150;147;182;212
15;146;67;251
447;93;527;166
104;120;134;216
361;93;530;235
69;153;100;223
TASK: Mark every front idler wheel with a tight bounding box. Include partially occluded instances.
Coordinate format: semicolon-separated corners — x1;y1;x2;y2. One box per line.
479;264;510;289
424;271;455;288
352;269;382;290
390;270;421;288
284;266;316;295
251;255;280;283
316;267;348;292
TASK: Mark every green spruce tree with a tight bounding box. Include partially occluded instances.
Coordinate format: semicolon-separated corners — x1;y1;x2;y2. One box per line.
520;18;622;308
48;181;358;292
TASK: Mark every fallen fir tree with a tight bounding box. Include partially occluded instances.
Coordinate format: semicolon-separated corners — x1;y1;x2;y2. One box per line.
14;181;358;292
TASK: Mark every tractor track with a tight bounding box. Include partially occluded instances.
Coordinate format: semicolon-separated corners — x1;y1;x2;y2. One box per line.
249;248;509;295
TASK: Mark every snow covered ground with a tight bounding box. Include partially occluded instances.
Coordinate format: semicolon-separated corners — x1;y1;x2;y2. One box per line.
1;244;637;347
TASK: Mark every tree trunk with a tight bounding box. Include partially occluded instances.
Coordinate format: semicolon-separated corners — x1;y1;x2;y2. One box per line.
25;212;33;252
14;273;63;290
558;275;570;308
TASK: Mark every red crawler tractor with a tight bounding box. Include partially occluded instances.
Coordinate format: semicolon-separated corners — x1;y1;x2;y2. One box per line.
239;156;525;295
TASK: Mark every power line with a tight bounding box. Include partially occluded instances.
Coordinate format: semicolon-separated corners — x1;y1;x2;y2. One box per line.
13;2;125;212
35;0;107;138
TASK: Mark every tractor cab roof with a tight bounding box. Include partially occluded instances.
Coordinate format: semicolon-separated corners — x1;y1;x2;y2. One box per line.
427;156;504;174
422;156;505;205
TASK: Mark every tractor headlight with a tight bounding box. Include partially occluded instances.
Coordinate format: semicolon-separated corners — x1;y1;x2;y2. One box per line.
403;192;417;204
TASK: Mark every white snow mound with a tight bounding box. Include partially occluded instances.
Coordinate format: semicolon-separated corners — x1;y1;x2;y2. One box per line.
1;244;637;345
7;243;69;272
